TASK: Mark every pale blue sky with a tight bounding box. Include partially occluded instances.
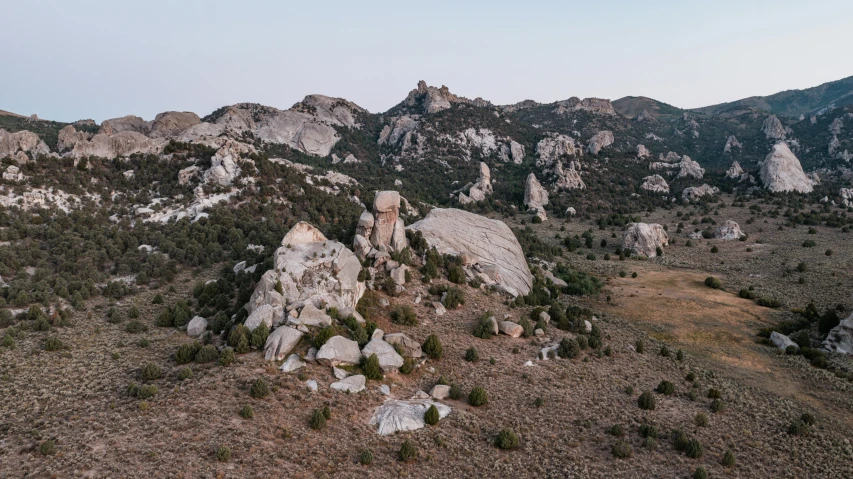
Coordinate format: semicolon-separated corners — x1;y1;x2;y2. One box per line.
2;0;851;122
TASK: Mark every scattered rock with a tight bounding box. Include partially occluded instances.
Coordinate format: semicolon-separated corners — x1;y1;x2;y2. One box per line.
369;399;451;435
317;336;362;366
383;333;423;358
280;354;306;373
306;380;318;392
682;184;719;202
263;326;304;361
331;375;366;393
726;161;744;179
430;385;451;400
433;302;446;316
333;367;349;380
770;332;798;351
361;338;404;371
499;321;524;338
186;316;207;337
822;314;853;354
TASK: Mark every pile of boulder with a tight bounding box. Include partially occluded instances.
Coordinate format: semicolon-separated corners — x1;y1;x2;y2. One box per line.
353;191;409;262
458;162;493;204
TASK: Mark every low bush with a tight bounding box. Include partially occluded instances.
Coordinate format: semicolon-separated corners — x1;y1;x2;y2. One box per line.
495;428;519;450
465;346;479;362
399;439;418;462
611;440;633;459
250;378;270;398
216;445;231;462
424;405;440;425
310;408;327;430
391;305;418;326
240;404;254;419
655;380;675;396
704;277;722;289
140;363;162;381
638;391;656;410
362;354;383;380
422;334;443;359
469;386;488;406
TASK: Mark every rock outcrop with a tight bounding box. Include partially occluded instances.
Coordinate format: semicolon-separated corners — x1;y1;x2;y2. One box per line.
675;156;704;179
682;184;719;202
536;133;577;166
458;162;493;204
587;130;614;155
0;129;50;159
66;131;163;159
622;223;668;258
203;139;252;186
498;140;525;164
523;173;549;220
636;144;651;159
263;326;304;361
100;115;149;135
355;191;408;253
317;336;362;366
553;97;616;116
361;337;404;371
759;142;813;193
379;116;419;146
149;111;201;138
723;135;742;153
771;331;798;351
404;80;490;115
247;222;365;327
57;125;93;152
407;208;533;296
370;399;451;435
553;161;585;190
726;161;745;179
641;174;669;193
714;220;744;240
822;314;853;355
761;115;790;140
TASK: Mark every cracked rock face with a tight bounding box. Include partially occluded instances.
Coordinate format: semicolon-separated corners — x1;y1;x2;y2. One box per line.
641;174;669;193
317;336;362;366
822;314;853;355
726;161;744;179
636;144;650;159
723;135;742;153
149;111;201;138
682;184;719;202
369;399;451;435
622;223;668;258
246;222;365;322
536;133;577;167
759;142;813;193
675;156;704;179
714;220;744;240
67;131;164;159
366;191;407;252
553;161;585;190
587;130;614;155
100;115;150;135
0;129;51;158
762;115;790;140
524;173;549;213
407;208;533;296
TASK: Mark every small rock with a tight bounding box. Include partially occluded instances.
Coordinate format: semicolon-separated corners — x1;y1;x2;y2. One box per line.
538;311;550;324
379;298;390;307
412;390;430;399
306;380;318;392
187;316;207;337
379;384;391;396
584;320;592;333
371;328;385;340
499;321;524;338
333;367;349;379
280;354;306;373
534;328;544;337
430;384;451;400
305;347;318;362
433;302;446;316
524;360;534;367
331;375;366;393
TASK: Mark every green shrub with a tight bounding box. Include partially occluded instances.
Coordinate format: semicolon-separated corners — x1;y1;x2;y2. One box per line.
127;383;158;399
313;326;336;348
129;306;140;319
738;288;756;299
655;380;675;396
639;424;658;438
684;438;703;458
801;412;816;426
44;336;65;351
362;354;383;380
359;449;373;465
676;349;685;361
40;440;56;456
399;439;418;462
685;372;696;382
558;337;579;359
695;412;709;427
124;320;148;334
465;347;479;362
216;445;231;462
391;305;418;326
693;466;708;479
707;388;721;399
609;424;624;437
322;405;331;420
710;398;725;413
240;404;254;419
468;386;488;406
250;378;270;399
175;342;201;364
422;334;443;359
178;367;193;380
494;428;519;450
787;420;809;436
228;324;250;348
449;383;463;400
576;335;589;350
309;408;327;430
444;287;466;309
424;405;440;425
672;428;689;451
140;363;162;381
219;347;235;366
757;297;781;308
611;440;633;458
635;340;644;354
802;240;816;247
399;357;414;375
472;314;495;339
195;344;219;363
638;391;656;410
518;317;533;337
250;322;269;349
721;448;736;467
660;345;670;357
704;276;722;289
156;308;174;327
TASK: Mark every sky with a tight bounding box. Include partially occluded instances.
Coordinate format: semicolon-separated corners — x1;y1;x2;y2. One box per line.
1;0;852;123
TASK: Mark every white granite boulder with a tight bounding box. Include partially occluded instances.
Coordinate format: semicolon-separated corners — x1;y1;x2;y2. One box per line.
263;326;304;361
369;399;451;435
361;337;404;371
317;336;362;366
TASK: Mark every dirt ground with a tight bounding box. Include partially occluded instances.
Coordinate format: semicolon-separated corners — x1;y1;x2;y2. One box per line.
2;194;853;478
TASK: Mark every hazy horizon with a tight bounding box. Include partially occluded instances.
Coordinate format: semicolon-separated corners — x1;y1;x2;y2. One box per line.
2;0;852;123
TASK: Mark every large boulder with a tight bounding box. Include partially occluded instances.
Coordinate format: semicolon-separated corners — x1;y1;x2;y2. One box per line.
383;333;423;358
622;223;668;258
100;115;149;135
726;161;744;179
245;303;282;331
0;129;50;158
822;314;853;355
57;125;93;152
369;399;451;435
407;208;533;296
330;374;366;393
361;337;404;371
714;220;744;240
675;156;704;179
524;173;549;219
536;133;577;166
367;191;407;252
759;142;814;193
288;303;333;328
317;336;362;366
641;174;669;193
587;130;614;155
246;222;365;318
682;184;719;202
723;135;742;153
203;139;250;186
187;316;207;337
761;115;789;140
263;326;303;361
770;332;798;351
149;111;201;138
459;162;493;204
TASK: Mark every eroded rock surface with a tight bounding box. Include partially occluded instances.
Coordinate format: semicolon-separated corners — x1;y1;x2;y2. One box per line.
587;130;614;155
759;142;813;193
622;223;668;258
369;399;451;435
407;208;533;296
641;174;669;193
